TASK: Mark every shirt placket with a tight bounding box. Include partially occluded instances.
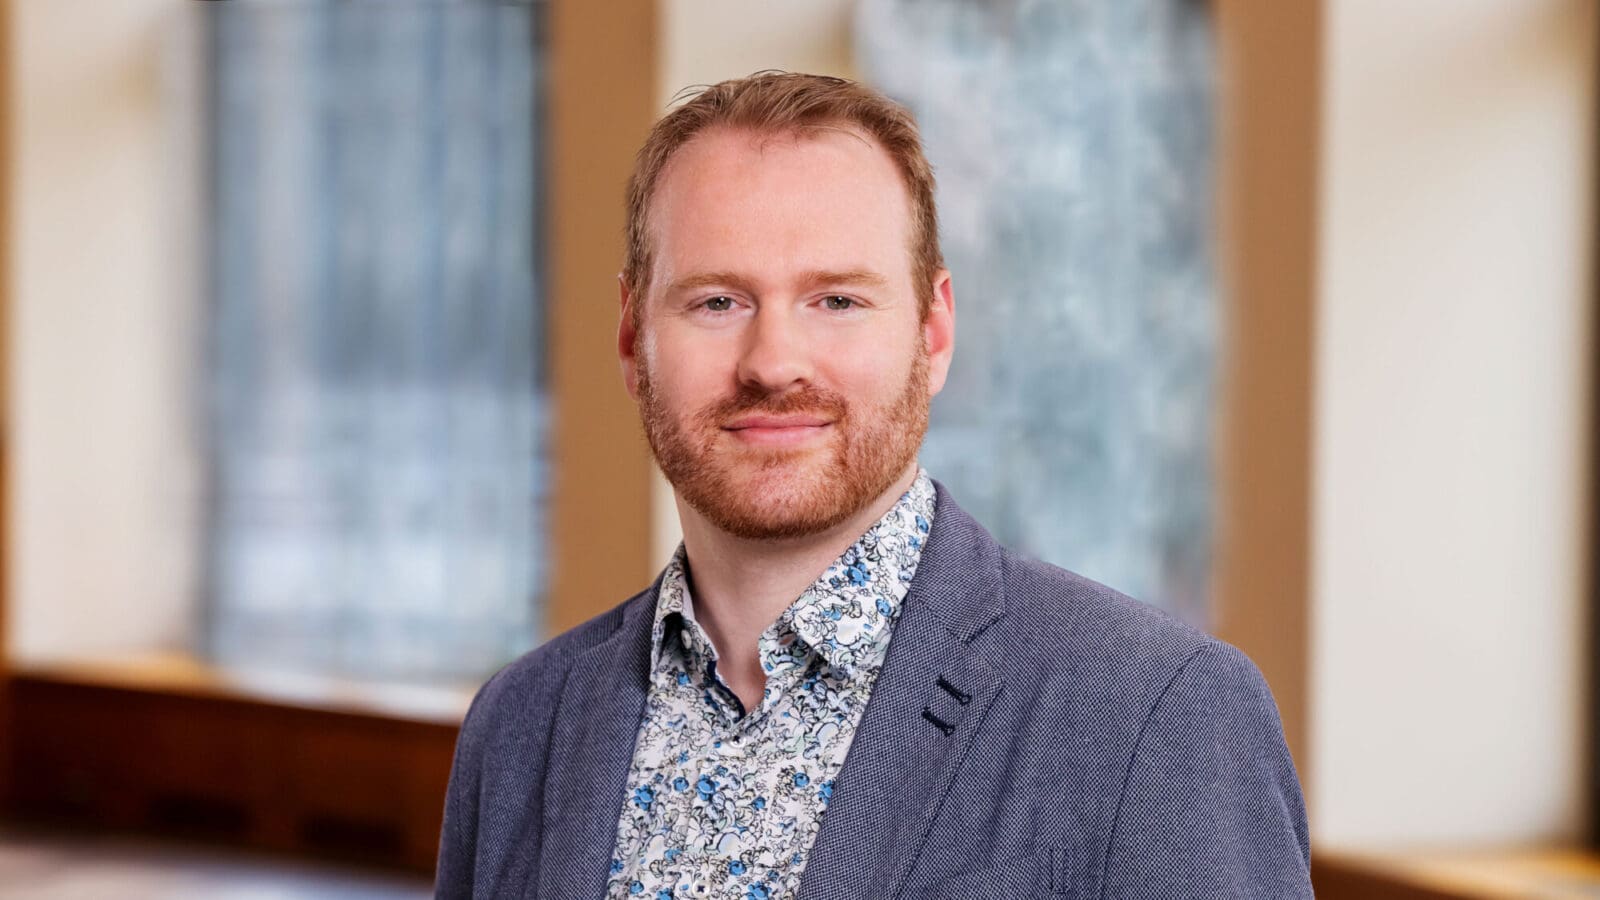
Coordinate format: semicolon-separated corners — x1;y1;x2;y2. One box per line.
669;617;745;729
648;639;748;895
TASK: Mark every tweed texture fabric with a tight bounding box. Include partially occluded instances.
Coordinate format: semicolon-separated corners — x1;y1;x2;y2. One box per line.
435;481;1313;899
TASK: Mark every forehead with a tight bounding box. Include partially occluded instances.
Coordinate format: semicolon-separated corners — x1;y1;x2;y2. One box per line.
646;126;916;290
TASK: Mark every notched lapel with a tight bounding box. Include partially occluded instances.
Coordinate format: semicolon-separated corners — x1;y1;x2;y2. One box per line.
533;596;656;900
797;600;1003;900
799;485;1009;900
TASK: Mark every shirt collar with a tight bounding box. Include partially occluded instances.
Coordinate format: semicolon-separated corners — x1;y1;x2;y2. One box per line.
649;468;937;676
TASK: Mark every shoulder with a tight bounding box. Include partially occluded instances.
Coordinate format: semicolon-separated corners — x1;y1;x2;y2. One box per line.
984;547;1307;859
994;547;1214;667
931;522;1308;885
923;482;1228;692
985;547;1270;720
918;482;1264;717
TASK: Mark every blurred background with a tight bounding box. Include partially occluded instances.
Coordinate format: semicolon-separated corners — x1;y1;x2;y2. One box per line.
0;0;1594;897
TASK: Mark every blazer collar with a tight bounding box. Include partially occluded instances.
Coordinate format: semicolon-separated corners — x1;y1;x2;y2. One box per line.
900;478;1007;643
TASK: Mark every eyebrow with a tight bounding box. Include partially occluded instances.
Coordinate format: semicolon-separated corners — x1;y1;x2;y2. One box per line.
665;268;890;295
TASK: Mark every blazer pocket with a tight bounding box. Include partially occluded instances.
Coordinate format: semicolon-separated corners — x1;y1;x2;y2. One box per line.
912;847;1073;899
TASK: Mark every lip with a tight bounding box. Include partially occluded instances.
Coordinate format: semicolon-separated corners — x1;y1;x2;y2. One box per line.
722;415;833;447
723;414;833;430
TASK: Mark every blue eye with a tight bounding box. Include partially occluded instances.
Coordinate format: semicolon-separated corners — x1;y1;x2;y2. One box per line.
822;295;855;311
702;296;735;312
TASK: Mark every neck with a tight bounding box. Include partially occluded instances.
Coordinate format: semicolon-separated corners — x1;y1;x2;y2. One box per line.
673;461;920;705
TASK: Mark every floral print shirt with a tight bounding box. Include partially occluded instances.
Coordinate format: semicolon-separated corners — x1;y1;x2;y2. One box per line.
603;470;936;900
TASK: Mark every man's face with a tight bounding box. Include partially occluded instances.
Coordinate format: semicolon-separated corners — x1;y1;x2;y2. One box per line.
619;125;954;541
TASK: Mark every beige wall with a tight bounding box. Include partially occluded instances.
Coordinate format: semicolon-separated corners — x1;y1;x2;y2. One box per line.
6;0;200;662
1311;0;1596;847
659;0;856;109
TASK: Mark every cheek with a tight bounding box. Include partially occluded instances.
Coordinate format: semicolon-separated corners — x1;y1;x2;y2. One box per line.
824;347;917;406
643;330;730;407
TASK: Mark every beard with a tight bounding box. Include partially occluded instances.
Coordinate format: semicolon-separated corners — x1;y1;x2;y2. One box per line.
636;343;931;541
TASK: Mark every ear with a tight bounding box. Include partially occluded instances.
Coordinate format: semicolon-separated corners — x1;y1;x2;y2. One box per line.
923;268;955;396
618;274;641;401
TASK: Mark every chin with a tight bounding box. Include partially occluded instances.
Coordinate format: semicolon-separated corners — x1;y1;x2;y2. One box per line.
697;501;855;543
687;455;858;541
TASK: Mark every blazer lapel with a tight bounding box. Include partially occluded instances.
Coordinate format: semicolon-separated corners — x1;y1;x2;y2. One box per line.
534;584;659;900
798;484;1007;900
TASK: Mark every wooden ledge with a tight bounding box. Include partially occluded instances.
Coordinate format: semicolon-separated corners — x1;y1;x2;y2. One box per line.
8;652;475;727
1316;846;1600;899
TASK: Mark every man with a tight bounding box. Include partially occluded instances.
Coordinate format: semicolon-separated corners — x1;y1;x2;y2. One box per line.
437;73;1312;899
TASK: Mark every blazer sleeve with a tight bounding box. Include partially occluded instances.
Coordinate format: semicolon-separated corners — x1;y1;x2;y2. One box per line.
435;679;493;899
1100;641;1313;899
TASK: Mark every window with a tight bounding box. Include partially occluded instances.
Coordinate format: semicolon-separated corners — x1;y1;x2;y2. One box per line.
203;0;546;682
858;0;1218;624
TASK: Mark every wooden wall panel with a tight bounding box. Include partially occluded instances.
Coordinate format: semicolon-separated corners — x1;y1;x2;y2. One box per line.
7;676;458;872
1210;0;1321;793
1311;857;1466;900
546;0;661;636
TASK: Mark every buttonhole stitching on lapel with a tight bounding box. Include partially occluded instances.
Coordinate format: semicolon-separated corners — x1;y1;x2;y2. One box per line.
936;676;972;705
921;707;956;736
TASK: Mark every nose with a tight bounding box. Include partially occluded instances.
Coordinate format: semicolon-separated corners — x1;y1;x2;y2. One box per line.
736;304;814;393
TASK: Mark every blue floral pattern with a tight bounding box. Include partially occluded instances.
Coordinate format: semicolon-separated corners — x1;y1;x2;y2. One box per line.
603;471;936;899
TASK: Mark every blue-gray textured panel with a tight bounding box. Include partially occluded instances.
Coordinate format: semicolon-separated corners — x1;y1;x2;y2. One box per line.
857;0;1217;624
204;1;545;681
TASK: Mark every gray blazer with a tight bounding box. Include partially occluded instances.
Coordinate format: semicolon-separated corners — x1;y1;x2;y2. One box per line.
436;483;1313;898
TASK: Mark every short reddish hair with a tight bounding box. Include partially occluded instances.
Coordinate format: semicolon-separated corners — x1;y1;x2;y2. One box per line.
623;72;943;319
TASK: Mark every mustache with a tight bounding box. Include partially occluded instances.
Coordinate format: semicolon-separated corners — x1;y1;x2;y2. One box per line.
702;384;848;425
